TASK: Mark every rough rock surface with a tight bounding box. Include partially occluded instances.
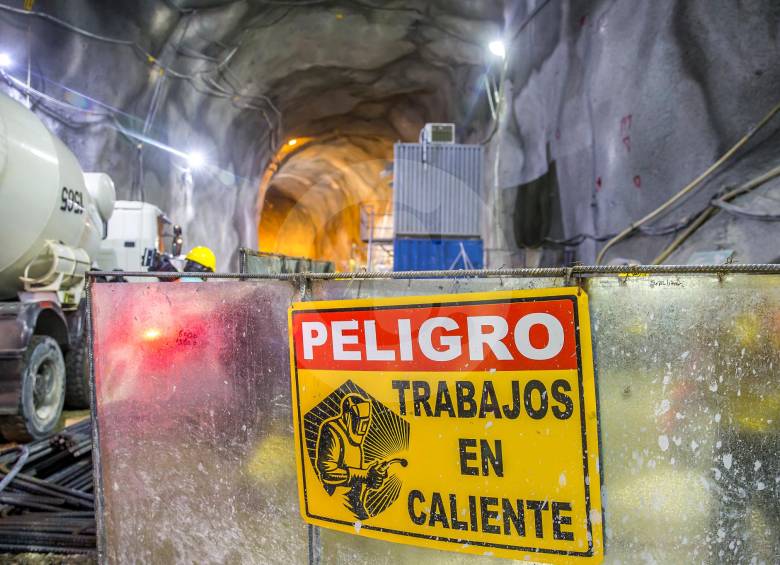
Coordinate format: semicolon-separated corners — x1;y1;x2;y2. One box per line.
0;0;500;269
1;0;778;268
489;0;780;266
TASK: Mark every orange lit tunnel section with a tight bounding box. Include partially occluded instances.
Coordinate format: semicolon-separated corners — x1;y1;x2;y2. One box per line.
257;135;392;270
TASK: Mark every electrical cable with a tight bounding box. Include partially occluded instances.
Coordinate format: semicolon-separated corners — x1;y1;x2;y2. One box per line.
0;1;281;125
345;0;424;14
32;99;106;130
1;70;111;120
254;0;328;5
638;213;699;236
2;69;193;166
710;168;780;220
650;209;715;265
596;98;780;264
544;232;615;247
0;2;192;78
0;3;137;46
511;0;556;41
544;212;699;247
712;199;780;220
161;0;196;15
651;163;780;264
175;44;221;62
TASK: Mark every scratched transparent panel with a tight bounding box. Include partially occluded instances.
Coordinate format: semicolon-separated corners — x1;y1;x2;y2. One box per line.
589;274;780;564
310;276;567;302
90;275;780;564
91;280;306;564
309;275;780;565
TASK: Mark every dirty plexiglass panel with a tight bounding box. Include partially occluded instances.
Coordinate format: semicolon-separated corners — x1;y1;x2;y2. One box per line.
90;275;780;564
91;280;307;564
588;274;780;564
308;275;779;565
309;276;567;304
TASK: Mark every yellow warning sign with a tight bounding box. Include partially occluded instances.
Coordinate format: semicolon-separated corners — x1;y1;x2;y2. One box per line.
288;288;603;562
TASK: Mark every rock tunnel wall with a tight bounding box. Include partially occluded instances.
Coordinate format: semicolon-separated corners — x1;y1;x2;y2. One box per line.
0;1;273;270
0;0;501;270
488;0;780;267
2;1;779;270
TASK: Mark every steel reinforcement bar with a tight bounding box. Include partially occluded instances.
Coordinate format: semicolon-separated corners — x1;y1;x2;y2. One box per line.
88;263;780;281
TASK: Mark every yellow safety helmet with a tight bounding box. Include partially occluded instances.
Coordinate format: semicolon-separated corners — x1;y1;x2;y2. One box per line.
184;246;216;272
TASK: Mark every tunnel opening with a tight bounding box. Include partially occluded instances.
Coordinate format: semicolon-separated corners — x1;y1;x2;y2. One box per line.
257;134;394;271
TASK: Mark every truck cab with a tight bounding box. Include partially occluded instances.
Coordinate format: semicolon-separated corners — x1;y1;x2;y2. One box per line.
98;201;183;276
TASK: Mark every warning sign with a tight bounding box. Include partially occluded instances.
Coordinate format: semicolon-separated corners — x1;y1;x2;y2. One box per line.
288;288;603;562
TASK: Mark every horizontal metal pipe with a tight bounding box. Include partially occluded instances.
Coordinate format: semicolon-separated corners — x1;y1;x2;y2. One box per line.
0;532;96;546
46;460;92;485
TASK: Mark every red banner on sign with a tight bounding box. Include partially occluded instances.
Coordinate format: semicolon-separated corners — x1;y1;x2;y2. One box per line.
292;298;578;372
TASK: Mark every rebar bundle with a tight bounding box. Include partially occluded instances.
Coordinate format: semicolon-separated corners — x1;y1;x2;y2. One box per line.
0;420;95;555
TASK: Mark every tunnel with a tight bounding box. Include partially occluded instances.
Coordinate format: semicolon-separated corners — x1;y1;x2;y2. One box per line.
2;1;780;562
258;135;393;269
0;1;502;270
249;19;495;269
0;1;778;271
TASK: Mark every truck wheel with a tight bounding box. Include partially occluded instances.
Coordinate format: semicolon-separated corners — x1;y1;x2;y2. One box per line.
65;334;90;409
0;336;66;442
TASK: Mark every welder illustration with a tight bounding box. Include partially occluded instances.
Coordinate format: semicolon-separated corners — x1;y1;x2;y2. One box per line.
315;393;408;520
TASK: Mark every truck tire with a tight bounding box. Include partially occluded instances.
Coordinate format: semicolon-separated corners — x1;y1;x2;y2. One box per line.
65;334;90;409
0;336;66;442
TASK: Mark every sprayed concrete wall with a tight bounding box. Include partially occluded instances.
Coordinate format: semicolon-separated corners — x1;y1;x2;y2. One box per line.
1;1;778;270
0;1;500;270
486;0;780;267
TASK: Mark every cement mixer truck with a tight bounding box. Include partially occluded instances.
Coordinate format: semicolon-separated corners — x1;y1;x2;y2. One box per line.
0;91;179;440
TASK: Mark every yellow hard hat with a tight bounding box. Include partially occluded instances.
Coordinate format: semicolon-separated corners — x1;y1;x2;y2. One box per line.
185;246;216;272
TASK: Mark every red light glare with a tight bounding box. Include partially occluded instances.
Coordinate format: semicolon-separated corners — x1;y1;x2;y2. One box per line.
142;328;162;341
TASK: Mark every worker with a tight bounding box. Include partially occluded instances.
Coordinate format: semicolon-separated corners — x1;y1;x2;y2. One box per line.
315;394;387;520
180;246;216;281
150;245;216;281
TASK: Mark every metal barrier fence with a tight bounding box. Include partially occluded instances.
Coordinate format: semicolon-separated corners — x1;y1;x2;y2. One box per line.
239;248;335;275
87;267;780;564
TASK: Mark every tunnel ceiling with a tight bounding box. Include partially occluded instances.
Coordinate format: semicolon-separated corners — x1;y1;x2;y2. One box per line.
213;0;505;267
0;0;505;268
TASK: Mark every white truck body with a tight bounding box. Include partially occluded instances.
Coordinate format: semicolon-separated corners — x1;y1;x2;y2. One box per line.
0;90;178;440
98;200;172;273
0;93;115;303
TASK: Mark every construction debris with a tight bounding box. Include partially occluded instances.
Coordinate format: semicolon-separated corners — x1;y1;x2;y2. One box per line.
0;420;95;555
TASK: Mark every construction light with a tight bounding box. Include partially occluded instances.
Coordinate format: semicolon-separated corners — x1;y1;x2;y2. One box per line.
0;53;12;68
288;138;298;147
488;40;506;59
187;151;205;169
